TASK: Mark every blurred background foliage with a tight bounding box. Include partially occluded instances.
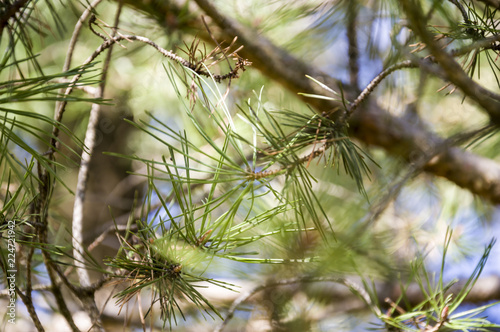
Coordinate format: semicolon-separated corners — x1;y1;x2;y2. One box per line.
1;0;500;331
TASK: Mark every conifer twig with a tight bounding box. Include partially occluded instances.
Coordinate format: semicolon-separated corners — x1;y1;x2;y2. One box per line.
0;0;30;36
214;276;380;332
401;0;500;123
50;14;250;159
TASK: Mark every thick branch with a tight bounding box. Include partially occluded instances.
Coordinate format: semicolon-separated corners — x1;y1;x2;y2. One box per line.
353;101;500;202
401;0;500;123
214;276;380;332
174;0;500;204
346;1;360;90
0;0;30;36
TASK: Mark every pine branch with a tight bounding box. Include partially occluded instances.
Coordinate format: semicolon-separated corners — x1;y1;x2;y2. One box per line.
178;0;500;203
214;276;381;332
62;0;104;72
363;124;496;227
15;286;45;331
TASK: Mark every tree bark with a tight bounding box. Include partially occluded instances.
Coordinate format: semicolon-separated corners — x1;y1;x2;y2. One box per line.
121;0;500;204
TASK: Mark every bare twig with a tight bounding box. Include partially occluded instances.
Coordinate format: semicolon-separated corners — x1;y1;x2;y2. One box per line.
91;16;250;82
51;0;104;157
51;30;249;143
214;276;381;332
175;0;500;203
448;0;471;25
15;287;45;332
451;34;500;56
0;0;30;36
363;123;496;227
87;224;137;252
40;250;80;331
344;35;500;121
22;241;43;331
63;0;103;72
71;4;123;332
476;0;500;8
247;134;350;181
35;158;79;332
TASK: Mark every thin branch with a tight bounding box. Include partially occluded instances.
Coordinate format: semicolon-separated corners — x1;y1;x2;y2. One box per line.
87;224;137;252
72;17;119;292
214;276;380;332
364;123;496;227
0;0;30;36
35;157;79;332
61;223;136;280
401;0;500;123
448;0;471;24
345;15;500;122
15;287;45;332
94;16;250;82
72;4;123;332
63;0;103;72
50;0;104;158
40;246;80;331
49;31;249;155
248;134;350;181
475;0;500;9
23;241;42;330
451;34;500;56
0;275;114;299
346;1;360;90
